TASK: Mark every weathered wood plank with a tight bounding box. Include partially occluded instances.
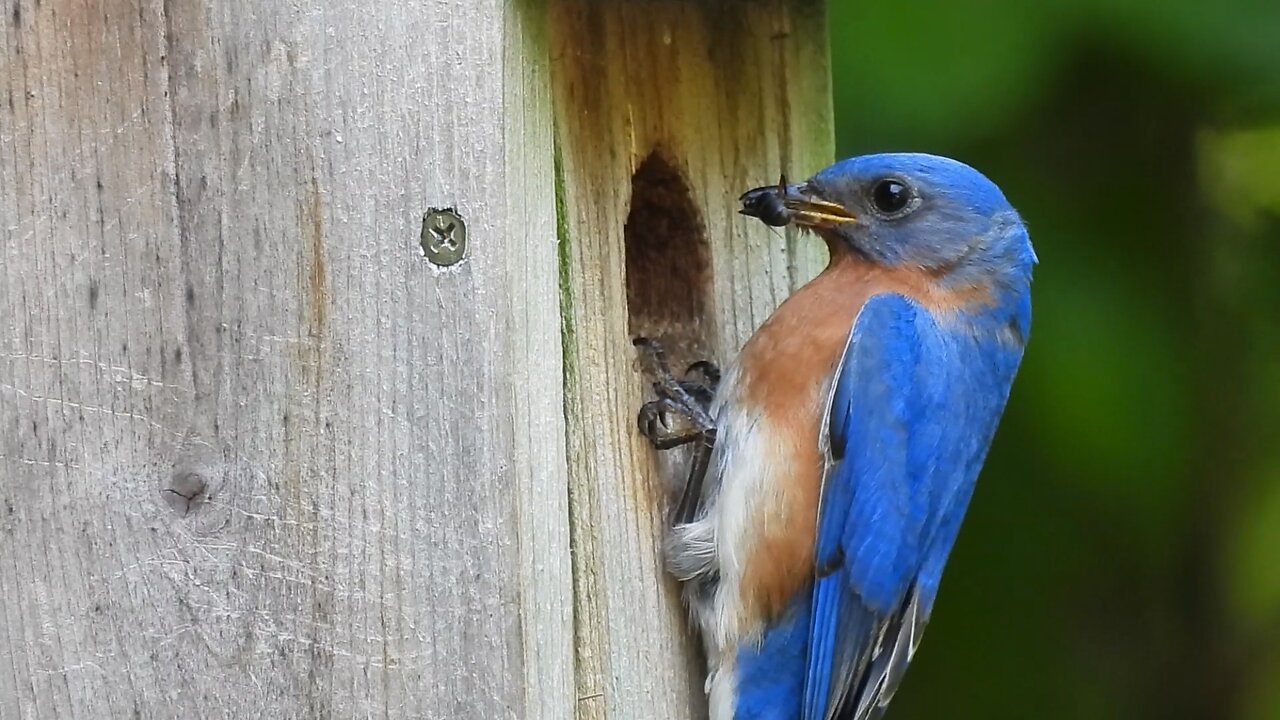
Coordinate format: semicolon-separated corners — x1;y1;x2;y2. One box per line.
548;1;833;717
0;1;571;718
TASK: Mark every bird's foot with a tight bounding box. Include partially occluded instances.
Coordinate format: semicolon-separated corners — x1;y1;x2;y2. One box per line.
633;337;718;448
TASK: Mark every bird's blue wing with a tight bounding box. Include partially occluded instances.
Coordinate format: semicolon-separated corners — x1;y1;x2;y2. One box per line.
802;293;1023;720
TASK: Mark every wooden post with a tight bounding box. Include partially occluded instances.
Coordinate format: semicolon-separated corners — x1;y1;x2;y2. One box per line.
550;2;831;718
0;1;572;716
0;0;830;717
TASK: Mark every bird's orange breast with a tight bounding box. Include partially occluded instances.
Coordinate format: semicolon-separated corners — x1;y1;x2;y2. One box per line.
733;255;865;622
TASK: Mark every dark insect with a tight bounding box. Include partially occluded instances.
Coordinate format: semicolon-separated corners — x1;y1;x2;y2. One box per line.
739;175;793;227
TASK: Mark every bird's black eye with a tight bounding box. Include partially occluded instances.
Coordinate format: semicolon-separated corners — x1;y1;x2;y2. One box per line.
870;178;914;216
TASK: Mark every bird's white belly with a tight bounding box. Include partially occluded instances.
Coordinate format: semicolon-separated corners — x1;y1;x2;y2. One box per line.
670;364;790;653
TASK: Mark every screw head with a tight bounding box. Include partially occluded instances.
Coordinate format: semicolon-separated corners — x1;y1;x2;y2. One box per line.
421;208;467;266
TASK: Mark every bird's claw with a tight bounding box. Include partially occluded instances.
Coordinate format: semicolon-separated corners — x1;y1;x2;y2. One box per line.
638;397;717;450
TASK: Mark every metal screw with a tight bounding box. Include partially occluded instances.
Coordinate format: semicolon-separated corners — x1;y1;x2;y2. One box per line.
421;208;467;266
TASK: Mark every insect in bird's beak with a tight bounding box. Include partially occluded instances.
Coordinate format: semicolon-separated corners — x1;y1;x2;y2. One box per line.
739;175;858;228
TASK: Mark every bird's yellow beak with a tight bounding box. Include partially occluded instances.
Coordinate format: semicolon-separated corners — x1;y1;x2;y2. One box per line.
786;195;858;227
740;179;858;228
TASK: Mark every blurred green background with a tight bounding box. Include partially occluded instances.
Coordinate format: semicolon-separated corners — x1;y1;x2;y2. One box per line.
825;2;1280;718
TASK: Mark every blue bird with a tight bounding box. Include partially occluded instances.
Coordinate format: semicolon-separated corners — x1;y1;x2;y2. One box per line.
643;153;1034;719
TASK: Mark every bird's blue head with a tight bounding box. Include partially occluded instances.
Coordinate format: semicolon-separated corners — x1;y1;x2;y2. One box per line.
743;153;1036;297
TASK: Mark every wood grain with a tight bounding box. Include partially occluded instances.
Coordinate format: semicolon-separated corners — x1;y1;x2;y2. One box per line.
1;0;833;716
548;1;833;718
0;1;572;717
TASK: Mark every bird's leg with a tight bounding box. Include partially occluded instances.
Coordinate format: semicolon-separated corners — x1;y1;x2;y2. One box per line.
634;337;720;526
670;439;713;526
638;396;716;525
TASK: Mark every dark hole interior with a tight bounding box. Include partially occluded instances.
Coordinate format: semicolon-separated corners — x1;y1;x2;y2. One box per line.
624;150;713;367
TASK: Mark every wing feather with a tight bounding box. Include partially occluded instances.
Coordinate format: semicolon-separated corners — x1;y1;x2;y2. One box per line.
802;293;1024;720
